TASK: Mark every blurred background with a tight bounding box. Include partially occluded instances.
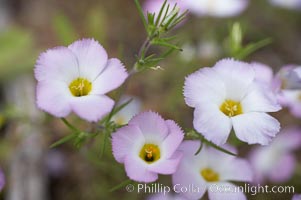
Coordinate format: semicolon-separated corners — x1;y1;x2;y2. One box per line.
0;0;301;199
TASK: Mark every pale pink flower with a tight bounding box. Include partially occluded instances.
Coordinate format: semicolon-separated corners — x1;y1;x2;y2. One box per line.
184;58;281;145
35;38;128;122
269;0;301;10
112;111;184;182
184;0;249;17
0;168;4;192
249;127;301;183
275;65;301;118
172;141;252;200
112;95;142;125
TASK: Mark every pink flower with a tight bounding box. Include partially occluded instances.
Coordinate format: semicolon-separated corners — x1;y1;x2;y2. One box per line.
112;95;142;125
269;0;301;10
274;65;301;117
112;111;184;183
172;141;252;200
292;194;301;200
184;0;249;18
184;58;281;145
0;168;4;192
249;127;301;183
34;38;128;122
143;0;186;14
148;193;187;200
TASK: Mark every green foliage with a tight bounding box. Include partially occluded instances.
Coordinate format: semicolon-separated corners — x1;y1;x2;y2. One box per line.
225;22;272;60
0;27;36;81
185;130;237;156
134;0;187;72
52;13;78;45
86;9;107;43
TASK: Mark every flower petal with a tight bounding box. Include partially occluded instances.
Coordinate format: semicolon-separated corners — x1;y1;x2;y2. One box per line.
268;153;296;183
208;182;247;200
252;62;274;84
193;103;232;145
70;95;114;122
124;156;158;183
148;151;183;175
184;67;226;107
36;80;72;117
219;158;253;182
186;0;248;17
91;58;128;95
172;158;207;200
129;111;168;143
68;38;108;80
214;58;255;101
161;120;184;158
0;168;5;192
34;47;79;83
232;113;280;145
241;83;281;113
112;124;145;163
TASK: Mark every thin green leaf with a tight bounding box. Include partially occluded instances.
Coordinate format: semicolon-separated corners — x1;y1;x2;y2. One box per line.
109;179;132;192
147;12;155;25
162;8;179;30
61;118;79;132
236;38;272;60
160;4;170;27
106;98;133;124
50;132;78;148
100;129;110;158
194;141;204;155
155;0;168;26
202;137;237;156
152;39;182;51
169;10;188;30
134;0;148;30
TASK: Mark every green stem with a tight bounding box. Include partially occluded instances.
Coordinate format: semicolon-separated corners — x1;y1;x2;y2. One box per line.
109;179;132;192
61;118;80;133
100;129;110;158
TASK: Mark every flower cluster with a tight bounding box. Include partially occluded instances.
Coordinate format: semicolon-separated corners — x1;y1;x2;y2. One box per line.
31;1;301;199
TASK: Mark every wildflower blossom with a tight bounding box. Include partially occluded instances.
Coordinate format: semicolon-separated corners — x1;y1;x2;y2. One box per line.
252;62;274;85
184;0;249;17
0;168;4;192
143;0;185;14
35;38;128;122
148;193;187;200
172;141;252;200
292;194;301;200
184;58;281;145
269;0;301;10
249;127;301;183
112;95;142;125
275;65;301;117
112;111;184;182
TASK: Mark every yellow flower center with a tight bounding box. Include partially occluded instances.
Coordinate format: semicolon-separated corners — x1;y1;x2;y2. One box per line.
220;99;243;117
69;78;92;97
201;168;219;182
139;144;161;163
